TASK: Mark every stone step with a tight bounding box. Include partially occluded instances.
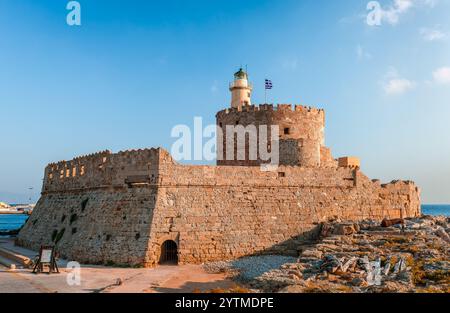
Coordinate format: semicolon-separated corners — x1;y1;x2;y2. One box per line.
0;247;32;268
0;255;23;269
360;230;417;237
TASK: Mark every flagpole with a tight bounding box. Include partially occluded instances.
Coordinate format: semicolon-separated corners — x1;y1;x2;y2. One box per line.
265;86;267;104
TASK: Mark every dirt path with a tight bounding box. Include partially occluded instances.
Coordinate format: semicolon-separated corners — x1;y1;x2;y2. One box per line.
143;265;235;293
0;238;236;293
0;263;235;293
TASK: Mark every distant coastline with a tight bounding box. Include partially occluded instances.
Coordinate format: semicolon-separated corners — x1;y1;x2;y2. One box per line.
0;211;31;215
0;203;34;215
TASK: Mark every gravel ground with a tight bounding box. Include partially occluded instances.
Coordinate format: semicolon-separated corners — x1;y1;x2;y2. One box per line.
204;255;297;282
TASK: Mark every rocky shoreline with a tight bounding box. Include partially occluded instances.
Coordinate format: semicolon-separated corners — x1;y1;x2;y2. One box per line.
204;215;449;293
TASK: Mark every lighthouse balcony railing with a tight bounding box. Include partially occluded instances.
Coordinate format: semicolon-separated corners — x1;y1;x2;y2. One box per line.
229;82;253;89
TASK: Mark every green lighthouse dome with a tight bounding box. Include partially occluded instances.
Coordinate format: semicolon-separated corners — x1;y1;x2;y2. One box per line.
234;68;248;80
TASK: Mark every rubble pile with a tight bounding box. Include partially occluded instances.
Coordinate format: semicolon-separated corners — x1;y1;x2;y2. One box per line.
205;216;449;293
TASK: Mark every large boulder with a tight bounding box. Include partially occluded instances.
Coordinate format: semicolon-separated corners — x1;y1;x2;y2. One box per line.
320;222;359;237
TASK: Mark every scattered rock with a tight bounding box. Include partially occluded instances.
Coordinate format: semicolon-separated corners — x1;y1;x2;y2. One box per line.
341;257;357;273
203;261;231;274
393;257;407;274
396;271;413;284
300;249;323;260
288;270;303;280
320;255;346;274
350;277;368;287
321;222;359;237
435;227;450;243
423;260;450;272
204;216;449;293
381;218;405;228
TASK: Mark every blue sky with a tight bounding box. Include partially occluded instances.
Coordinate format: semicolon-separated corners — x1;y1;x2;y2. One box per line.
0;0;449;203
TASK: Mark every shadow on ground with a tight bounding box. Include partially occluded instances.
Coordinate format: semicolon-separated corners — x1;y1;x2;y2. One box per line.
152;279;240;293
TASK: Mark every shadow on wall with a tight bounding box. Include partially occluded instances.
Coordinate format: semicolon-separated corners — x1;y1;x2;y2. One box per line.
251;225;322;257
223;226;322;283
152;226;324;293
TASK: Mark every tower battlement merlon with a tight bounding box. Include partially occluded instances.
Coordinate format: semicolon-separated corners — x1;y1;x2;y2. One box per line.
46;148;168;169
216;104;325;118
115;147;166;159
46;150;112;172
216;71;329;168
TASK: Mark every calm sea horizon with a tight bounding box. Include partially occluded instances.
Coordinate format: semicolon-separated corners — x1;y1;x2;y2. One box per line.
421;204;450;217
0;205;449;233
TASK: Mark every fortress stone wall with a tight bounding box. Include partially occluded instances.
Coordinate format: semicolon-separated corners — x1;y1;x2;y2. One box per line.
16;66;421;266
17;135;421;267
216;104;334;167
148;158;420;265
17;149;164;265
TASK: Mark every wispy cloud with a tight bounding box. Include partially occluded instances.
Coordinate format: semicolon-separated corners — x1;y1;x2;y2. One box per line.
384;0;413;25
420;27;447;41
367;0;437;26
433;67;450;85
281;57;299;71
356;45;372;60
210;80;219;93
384;78;415;94
382;67;416;95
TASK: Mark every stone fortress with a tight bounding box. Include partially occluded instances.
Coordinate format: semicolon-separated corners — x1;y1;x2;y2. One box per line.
17;69;421;267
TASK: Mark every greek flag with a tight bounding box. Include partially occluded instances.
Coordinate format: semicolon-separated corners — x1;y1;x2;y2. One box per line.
265;79;273;89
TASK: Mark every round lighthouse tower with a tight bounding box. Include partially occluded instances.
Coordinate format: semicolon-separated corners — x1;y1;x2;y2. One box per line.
229;68;252;108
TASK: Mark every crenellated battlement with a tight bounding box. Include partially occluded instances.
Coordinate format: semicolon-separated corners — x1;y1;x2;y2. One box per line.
48;150;112;168
216;103;326;167
47;148;164;168
43;148;169;193
116;147;161;156
380;180;418;189
216;104;324;117
17;69;422;268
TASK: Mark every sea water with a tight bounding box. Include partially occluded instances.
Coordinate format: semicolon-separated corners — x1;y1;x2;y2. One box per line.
421;204;450;217
0;214;29;232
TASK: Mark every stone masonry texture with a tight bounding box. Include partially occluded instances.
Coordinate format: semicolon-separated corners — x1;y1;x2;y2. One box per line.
17;105;421;267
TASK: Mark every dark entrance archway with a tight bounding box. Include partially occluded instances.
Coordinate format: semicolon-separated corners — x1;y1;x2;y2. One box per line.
159;240;178;265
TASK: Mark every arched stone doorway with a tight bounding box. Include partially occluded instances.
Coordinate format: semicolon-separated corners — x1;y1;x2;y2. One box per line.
159;240;178;265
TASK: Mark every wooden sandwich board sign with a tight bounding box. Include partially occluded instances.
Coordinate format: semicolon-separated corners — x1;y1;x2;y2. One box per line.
33;246;59;274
